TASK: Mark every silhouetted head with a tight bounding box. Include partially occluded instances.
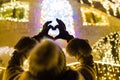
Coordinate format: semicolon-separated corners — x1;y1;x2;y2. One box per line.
29;39;66;78
66;38;92;61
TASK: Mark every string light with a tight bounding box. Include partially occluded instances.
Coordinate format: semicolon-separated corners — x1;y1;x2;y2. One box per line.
100;0;120;16
68;61;120;80
0;1;29;22
40;0;75;36
80;5;109;26
80;0;120;17
0;1;119;80
92;31;120;80
0;41;119;80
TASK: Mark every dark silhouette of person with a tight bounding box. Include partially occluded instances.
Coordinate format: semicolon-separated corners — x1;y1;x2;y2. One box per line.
55;19;96;80
66;39;96;80
3;21;80;80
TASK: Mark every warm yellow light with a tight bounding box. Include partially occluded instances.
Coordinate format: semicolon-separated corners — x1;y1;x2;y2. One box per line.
0;1;29;22
81;6;109;26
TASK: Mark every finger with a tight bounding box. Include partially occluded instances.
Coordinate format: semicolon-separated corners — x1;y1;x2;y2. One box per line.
56;18;63;25
44;21;52;27
48;25;53;29
43;21;52;30
55;25;59;29
56;18;66;30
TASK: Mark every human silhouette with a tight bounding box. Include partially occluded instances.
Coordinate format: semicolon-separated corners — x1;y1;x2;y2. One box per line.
3;21;80;80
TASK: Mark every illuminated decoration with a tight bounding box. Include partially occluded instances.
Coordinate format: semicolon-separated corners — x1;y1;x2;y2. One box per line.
79;0;94;6
23;59;29;71
40;0;75;36
94;61;120;80
79;0;120;18
80;0;84;4
100;0;120;16
92;32;120;64
0;46;14;79
0;46;28;71
92;31;120;80
81;5;109;26
0;42;120;80
68;61;120;80
88;0;94;7
0;47;14;68
0;1;29;22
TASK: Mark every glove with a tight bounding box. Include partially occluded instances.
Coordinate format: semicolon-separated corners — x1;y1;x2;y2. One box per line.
14;37;37;58
55;18;74;42
33;21;54;41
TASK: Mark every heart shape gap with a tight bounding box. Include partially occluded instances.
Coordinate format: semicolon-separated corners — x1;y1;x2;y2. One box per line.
48;27;59;38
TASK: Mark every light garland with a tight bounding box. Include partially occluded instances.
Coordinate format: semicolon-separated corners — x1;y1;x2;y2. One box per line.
80;6;109;26
92;31;120;80
0;42;119;80
0;46;14;69
68;61;120;80
79;0;120;17
92;32;120;64
40;0;75;36
0;1;29;22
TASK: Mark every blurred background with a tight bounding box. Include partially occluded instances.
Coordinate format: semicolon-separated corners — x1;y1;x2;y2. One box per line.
0;0;120;80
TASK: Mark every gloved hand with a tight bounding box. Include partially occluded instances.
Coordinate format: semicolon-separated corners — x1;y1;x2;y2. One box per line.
55;18;74;42
14;37;37;59
33;21;54;41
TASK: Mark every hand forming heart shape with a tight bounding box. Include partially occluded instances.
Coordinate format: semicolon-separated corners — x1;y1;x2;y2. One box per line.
33;19;73;41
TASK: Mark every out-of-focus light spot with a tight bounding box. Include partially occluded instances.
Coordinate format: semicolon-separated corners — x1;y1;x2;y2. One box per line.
92;31;120;80
40;0;75;36
0;1;29;22
81;6;109;26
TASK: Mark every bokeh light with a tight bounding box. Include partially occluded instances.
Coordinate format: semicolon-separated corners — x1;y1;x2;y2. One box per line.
0;1;29;22
92;31;120;80
40;0;75;36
